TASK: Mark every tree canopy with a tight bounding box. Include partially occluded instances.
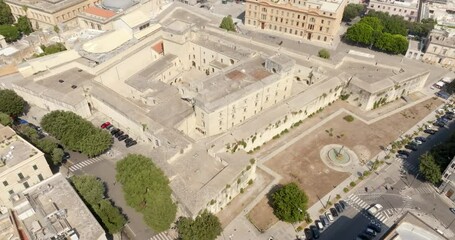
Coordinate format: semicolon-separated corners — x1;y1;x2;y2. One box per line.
419;153;441;184
0;112;11;126
342;3;364;22
0;24;19;42
40;111;112;157
345;22;374;45
176;211;222;240
271;182;308;223
116;154;176;232
318;49;330;59
0;1;13;25
16;16;33;35
71;175;126;234
220;15;236;32
0;89;26;116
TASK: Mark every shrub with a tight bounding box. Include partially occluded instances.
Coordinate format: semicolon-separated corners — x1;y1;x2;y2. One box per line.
318;49;330;59
336;194;341;199
350;181;356;187
343;187;349;193
343;115;355;122
248;179;254;185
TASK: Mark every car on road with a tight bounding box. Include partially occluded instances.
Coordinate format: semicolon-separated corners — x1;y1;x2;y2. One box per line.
325;211;334;222
304;228;313;239
100;122;111;129
450;208;455;215
415;136;426;142
310;225;320;239
404;144;418;151
367;204;383;216
397;150;410;156
334;203;343;213
368;224;382;233
424;129;437;135
319;215;329;226
330;207;339;217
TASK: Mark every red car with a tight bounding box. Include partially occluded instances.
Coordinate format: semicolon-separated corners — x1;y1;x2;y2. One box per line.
100;122;111;129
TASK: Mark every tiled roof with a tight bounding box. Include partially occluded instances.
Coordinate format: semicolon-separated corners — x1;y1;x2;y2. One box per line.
84;6;116;19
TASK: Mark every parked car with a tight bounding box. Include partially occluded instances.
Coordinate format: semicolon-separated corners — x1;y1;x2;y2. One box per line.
63;152;70;160
100;122;111;129
118;134;129;141
368;224;382;233
412;140;422;145
424;129;437;135
396;153;408;159
319;215;329;226
404;144;418;151
114;131;124;138
357;233;372;240
415;136;426;142
125;138;133;144
365;228;377;237
439;118;449;124
339;200;349;209
444;114;454;120
434;121;445;128
334;203;343;213
111;128;120;135
397;150;410;156
304;228;313;240
106;125;115;130
325;211;334;222
446;111;454;116
315;220;324;230
450;208;455;215
310;225;320;239
126;140;137;148
330;208;339;217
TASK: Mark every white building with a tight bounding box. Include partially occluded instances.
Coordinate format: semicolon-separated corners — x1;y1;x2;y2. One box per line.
368;0;420;22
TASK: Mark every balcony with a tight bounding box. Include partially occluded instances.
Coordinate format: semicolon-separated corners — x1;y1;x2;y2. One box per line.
17;176;30;184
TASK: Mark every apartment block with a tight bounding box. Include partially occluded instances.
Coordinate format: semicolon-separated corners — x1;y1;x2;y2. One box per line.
5;0;100;29
422;27;455;70
368;0;419;22
0;125;52;207
244;0;346;44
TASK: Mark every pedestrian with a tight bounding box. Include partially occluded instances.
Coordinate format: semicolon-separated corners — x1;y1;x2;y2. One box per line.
113;181;116;186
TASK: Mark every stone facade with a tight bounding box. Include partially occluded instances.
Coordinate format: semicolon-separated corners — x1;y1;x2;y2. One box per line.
423;27;455;70
368;0;419;22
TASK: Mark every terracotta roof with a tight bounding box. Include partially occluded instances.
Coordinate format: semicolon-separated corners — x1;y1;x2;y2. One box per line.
84;6;116;19
151;42;164;54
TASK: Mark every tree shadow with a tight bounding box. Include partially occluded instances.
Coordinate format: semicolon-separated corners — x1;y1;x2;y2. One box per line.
266;184;283;208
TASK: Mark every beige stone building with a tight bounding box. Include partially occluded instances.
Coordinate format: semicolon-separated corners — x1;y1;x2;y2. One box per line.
422;27;455;70
244;0;346;44
0;125;52;207
368;0;419;22
5;0;100;29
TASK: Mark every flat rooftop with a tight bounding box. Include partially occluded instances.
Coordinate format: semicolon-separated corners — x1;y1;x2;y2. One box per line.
19;173;105;240
14;68;92;107
194;56;279;112
191;37;254;61
338;61;397;83
5;0;85;14
383;211;448;240
0;211;20;239
0;126;39;175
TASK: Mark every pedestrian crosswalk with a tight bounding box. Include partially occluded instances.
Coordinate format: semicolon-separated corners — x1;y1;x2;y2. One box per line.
150;232;174;240
396;158;419;174
347;194;388;224
412;183;435;194
68;157;103;172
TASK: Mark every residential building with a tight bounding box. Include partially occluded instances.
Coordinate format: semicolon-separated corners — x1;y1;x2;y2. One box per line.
5;0;101;30
244;0;347;44
0;125;52;207
368;0;420;22
422;27;455;70
440;156;455;200
421;0;455;27
13;173;106;240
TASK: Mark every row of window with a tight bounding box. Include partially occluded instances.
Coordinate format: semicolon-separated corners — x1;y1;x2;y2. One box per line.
369;4;415;16
2;165;39;187
251;3;334;17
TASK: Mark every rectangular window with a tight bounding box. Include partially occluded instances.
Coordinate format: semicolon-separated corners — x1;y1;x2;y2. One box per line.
18;173;24;179
8;190;14;195
23;182;30;189
33;165;38;170
3;181;8;186
38;174;44;181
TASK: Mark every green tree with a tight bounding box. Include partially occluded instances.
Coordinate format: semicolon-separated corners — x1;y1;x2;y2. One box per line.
51;147;64;165
16;16;33;35
271;182;308;223
318;49;330;59
419;153;441;184
71;175;126;234
0;1;13;25
176;211;222;240
0;25;19;42
342;3;364;22
359;16;384;32
0;112;11;126
345;22;374;45
116;154;176;232
0;89;26;116
219;15;236;32
393;34;409;54
35;138;57;154
40;111;112;157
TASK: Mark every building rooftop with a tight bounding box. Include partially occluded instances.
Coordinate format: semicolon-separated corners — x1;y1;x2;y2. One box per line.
382;211;448;240
194;56;281;112
14;68;92;107
370;0;419;8
191;35;254;61
0;126;40;175
5;0;85;14
84;6;116;19
119;9;150;28
16;173;106;240
0;210;20;240
429;28;455;48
